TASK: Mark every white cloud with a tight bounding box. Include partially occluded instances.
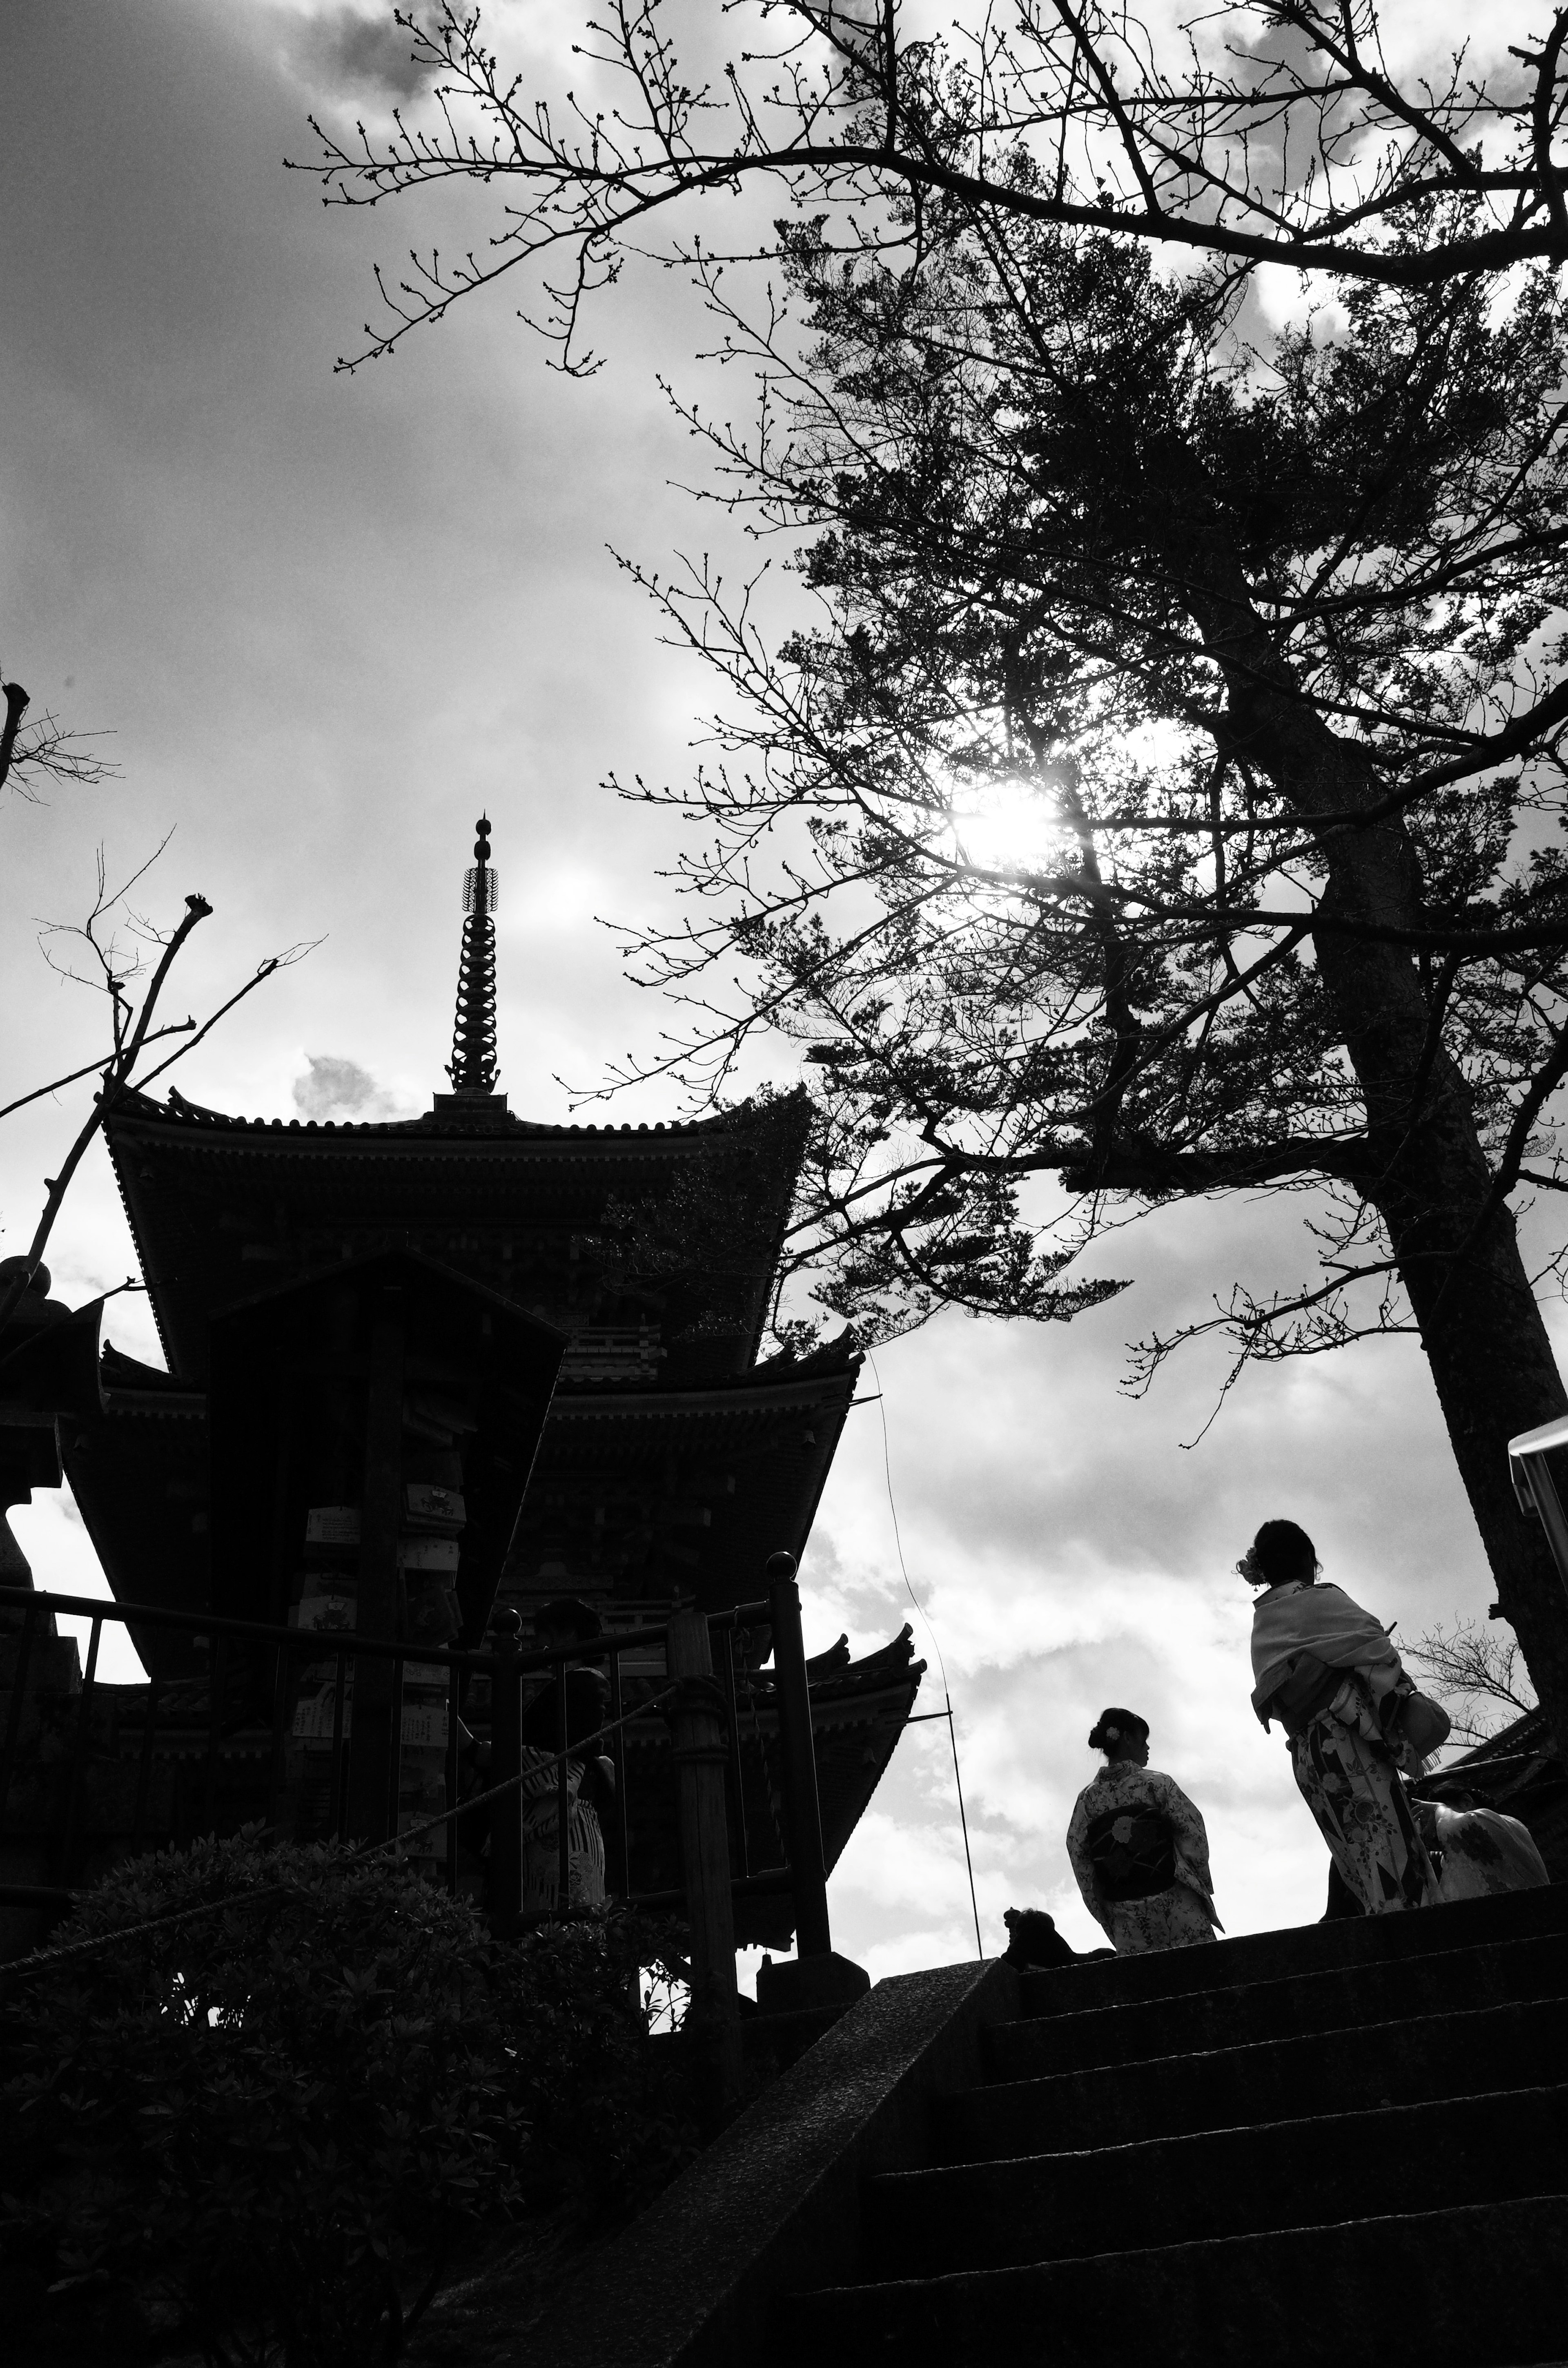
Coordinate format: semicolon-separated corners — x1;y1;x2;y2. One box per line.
0;0;1547;1987
292;1049;414;1122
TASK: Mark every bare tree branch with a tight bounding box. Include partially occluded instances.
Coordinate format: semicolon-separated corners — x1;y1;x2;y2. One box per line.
0;678;120;802
0;860;315;1335
1404;1616;1539;1747
294;2;1568;382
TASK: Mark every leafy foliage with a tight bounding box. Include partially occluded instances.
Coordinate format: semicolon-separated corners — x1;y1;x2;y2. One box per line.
595;1086;812;1345
286;5;1568;1739
0;1833;695;2367
602;203;1568;1378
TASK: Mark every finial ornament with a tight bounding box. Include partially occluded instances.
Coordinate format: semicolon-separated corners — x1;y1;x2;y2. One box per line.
447;813;500;1094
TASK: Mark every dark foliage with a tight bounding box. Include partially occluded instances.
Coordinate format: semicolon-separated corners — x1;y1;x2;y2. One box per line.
608;208;1568;1355
285;7;1568;1728
0;1833;695;2367
591;194;1568;1747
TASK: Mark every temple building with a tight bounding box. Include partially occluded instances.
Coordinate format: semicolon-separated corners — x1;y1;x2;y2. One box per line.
0;819;923;1938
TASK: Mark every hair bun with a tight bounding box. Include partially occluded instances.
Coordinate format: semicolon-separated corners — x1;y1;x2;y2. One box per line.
1089;1706;1149;1753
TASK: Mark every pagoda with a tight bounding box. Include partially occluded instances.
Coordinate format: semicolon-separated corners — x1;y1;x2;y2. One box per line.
2;819;922;1931
83;819;875;1633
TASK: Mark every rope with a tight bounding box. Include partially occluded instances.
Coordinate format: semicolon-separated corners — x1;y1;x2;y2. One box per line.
867;1353;985;1962
0;1686;680;1982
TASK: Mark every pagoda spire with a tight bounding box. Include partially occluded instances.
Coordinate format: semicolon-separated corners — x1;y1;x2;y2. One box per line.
446;815;499;1094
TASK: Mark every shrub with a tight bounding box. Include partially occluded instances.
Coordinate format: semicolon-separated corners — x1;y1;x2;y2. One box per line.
0;1831;695;2366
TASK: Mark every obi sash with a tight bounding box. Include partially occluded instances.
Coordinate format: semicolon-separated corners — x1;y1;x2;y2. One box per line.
1086;1804;1176;1900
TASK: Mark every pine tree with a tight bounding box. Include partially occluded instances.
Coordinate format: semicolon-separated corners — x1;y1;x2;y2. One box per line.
608;201;1568;1744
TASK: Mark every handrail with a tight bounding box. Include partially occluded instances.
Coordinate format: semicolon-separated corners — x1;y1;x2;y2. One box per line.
0;1585;771;1674
0;1583;800;1951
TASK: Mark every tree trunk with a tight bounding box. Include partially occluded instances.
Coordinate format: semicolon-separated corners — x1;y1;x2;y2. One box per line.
1392;1190;1568;1753
1166;472;1568;1750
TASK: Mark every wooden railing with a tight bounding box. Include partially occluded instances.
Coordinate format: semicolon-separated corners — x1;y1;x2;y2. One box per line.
0;1555;838;2059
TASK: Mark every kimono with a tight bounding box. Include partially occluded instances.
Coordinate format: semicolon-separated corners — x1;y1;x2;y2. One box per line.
1426;1802;1549;1903
1066;1762;1220;1954
517;1748;606;1915
516;1666;610;1915
1251;1579;1439;1916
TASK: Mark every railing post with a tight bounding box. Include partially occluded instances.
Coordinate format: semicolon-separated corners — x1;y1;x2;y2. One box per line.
444;1659;461;1896
608;1644;630;1897
131;1670;163;1855
720;1623;749;1881
666;1608;740;2114
759;1552;870;2020
203;1633;227;1835
54;1614;102;1887
347;1287;404;1844
0;1595;39;1823
555;1652;571;1907
488;1610;522;1935
765;1551;831;1958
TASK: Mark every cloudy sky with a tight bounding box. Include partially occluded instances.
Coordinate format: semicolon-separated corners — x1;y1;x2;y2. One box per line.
1;0;1548;1977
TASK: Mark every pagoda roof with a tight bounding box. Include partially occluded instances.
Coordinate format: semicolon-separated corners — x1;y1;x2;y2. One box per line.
621;1622;925;1947
102;1086;810;1389
40;1315;863;1651
543;1339;858;1418
493;1334;863;1615
1446;1707;1554;1772
110;1084;755;1149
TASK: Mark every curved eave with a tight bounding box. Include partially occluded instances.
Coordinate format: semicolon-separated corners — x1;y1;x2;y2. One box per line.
622;1670;924;1750
98;1389;206;1420
623;1648;925;1893
546;1365;861;1427
544;1365;861;1566
104;1090;809;1383
105;1085;790;1151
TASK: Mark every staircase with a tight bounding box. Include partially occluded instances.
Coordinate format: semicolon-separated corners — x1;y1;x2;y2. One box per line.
780;1885;1568;2367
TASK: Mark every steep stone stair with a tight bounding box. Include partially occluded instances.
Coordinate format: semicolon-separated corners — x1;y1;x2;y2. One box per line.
780;1884;1568;2367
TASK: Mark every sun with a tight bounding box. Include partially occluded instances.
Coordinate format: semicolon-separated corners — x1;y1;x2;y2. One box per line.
949;776;1071;877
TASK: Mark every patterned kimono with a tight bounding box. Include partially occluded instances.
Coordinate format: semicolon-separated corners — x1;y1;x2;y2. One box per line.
517;1747;606;1915
1251;1581;1439;1916
517;1666;610;1915
1066;1763;1220;1954
1427;1802;1548;1903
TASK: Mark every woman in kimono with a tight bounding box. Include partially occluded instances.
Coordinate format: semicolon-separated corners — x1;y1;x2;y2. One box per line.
1244;1518;1441;1915
516;1597;613;1914
1067;1708;1220;1953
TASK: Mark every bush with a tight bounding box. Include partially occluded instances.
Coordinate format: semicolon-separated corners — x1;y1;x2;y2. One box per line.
0;1832;695;2366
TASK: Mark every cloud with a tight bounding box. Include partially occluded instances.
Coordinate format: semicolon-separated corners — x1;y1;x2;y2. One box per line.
283;6;436;103
797;1272;1502;1969
292;1051;407;1122
3;0;1552;1996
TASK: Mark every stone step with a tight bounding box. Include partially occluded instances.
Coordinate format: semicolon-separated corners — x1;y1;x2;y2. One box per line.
947;1998;1568;2169
987;1929;1568;2080
945;1993;1568;2158
862;2083;1567;2278
779;2193;1568;2367
1012;1883;1568;2023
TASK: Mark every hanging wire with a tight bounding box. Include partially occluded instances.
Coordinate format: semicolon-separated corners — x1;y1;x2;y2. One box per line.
866;1354;985;1961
